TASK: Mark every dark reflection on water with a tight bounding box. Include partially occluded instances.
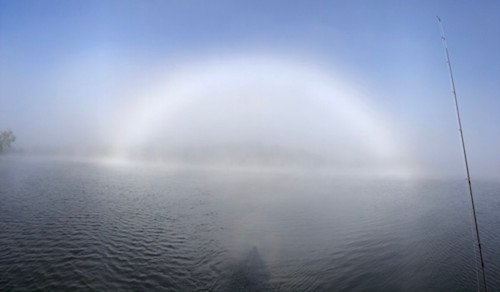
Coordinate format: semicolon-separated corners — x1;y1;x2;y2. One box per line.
227;247;271;292
0;156;499;291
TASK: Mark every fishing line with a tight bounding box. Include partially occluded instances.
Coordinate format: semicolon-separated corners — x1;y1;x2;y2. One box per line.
436;16;488;292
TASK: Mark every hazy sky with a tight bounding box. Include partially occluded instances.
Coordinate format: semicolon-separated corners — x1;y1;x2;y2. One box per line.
1;0;499;178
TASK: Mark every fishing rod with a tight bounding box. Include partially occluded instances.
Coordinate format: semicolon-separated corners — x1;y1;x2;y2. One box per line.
436;16;488;292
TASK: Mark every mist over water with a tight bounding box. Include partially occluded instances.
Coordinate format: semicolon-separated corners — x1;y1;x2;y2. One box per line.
1;48;496;178
5;53;418;176
2;1;500;291
1;36;497;178
101;56;410;176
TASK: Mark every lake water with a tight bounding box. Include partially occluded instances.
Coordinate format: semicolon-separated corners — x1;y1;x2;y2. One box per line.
1;156;499;291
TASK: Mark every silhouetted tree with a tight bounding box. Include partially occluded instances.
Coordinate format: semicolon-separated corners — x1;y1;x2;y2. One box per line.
0;130;15;153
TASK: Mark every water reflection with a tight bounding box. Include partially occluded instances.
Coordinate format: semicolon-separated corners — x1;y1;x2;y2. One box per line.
227;247;271;292
1;158;499;291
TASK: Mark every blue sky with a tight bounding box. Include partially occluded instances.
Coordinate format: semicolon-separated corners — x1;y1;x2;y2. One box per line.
1;0;499;178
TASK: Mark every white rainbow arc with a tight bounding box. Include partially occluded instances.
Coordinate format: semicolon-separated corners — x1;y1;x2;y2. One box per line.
111;55;403;168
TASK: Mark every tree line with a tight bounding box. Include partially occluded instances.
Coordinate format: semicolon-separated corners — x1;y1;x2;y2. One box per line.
0;130;15;153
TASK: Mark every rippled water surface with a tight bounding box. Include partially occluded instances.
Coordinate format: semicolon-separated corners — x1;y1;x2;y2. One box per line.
1;156;499;291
